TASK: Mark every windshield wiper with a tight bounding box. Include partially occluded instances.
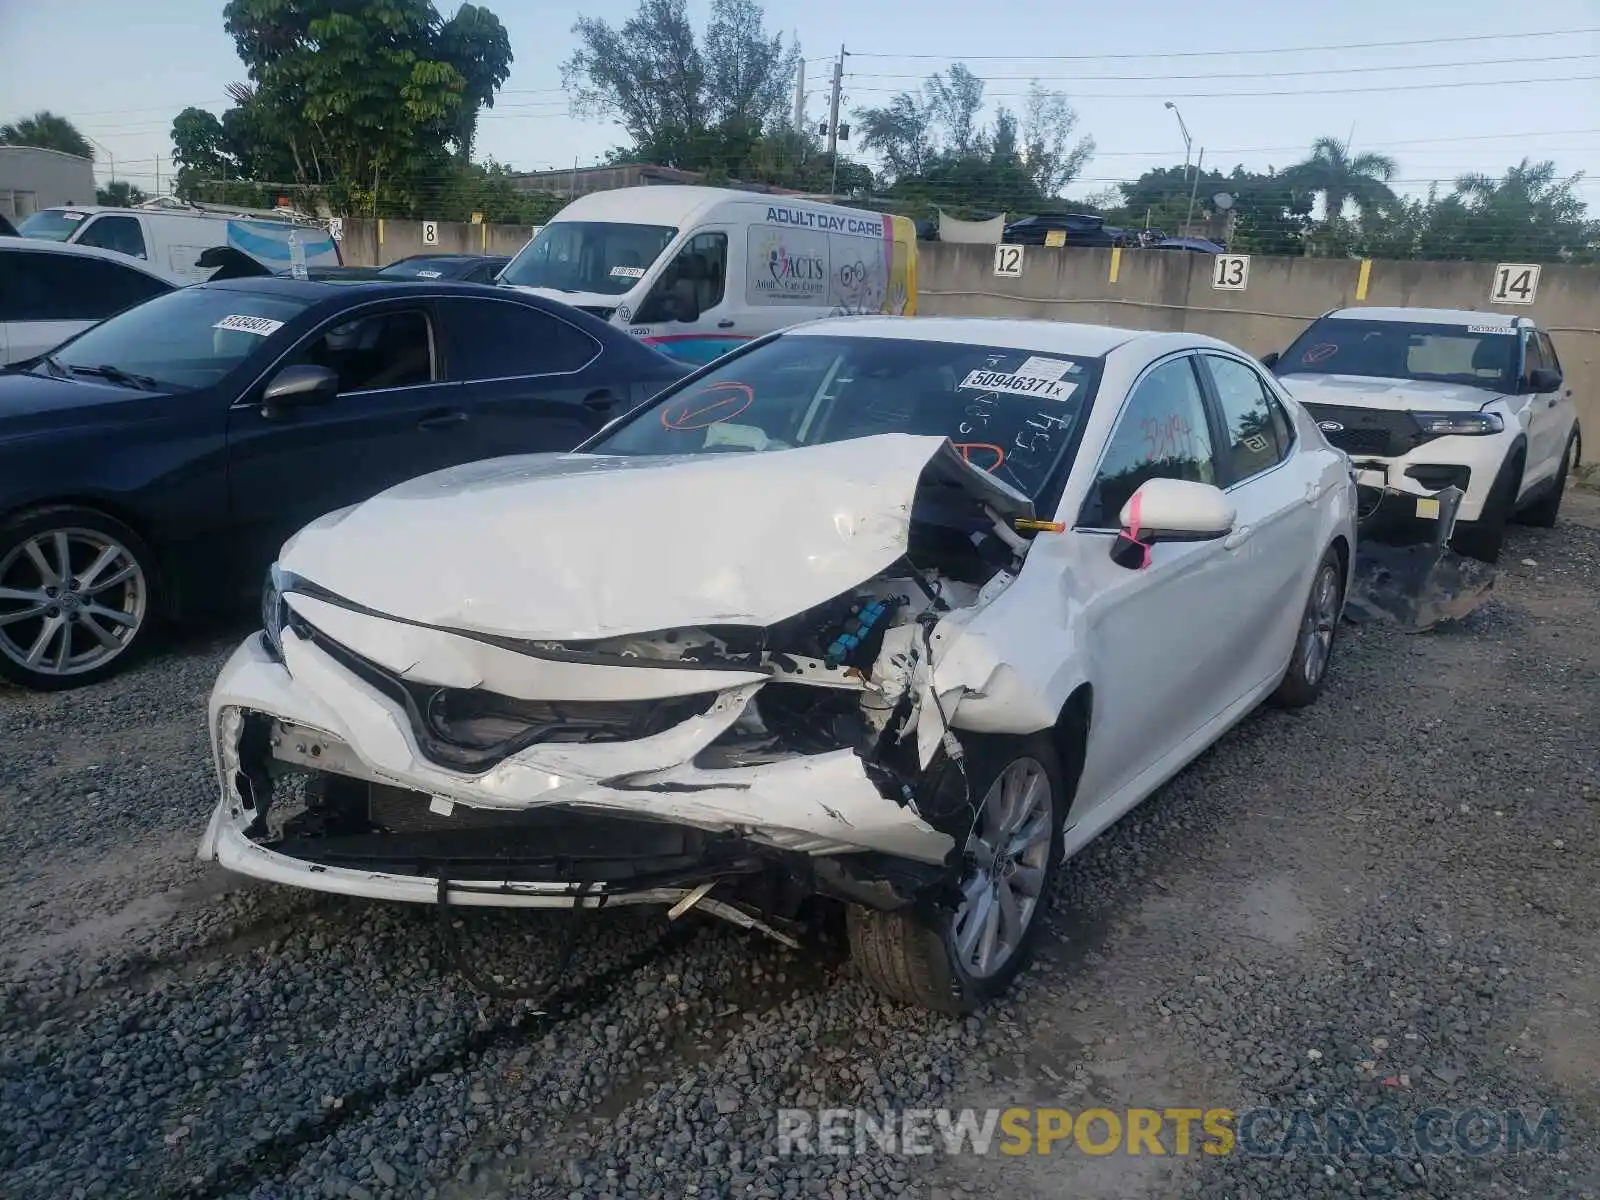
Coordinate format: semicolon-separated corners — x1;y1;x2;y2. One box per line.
68;363;160;391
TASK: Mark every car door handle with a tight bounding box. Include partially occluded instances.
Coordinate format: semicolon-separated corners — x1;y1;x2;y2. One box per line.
417;410;468;431
717;319;735;329
1224;524;1252;551
582;389;618;411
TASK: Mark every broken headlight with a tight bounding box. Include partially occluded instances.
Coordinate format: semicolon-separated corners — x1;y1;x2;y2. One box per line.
1414;412;1504;436
261;567;287;661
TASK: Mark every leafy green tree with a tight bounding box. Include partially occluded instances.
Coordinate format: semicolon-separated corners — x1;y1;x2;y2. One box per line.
563;0;808;179
1420;160;1596;262
95;181;149;207
0;111;93;159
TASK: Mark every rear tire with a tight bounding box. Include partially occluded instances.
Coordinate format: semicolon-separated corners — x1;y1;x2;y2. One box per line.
1519;434;1576;529
1451;454;1520;564
847;734;1067;1013
1269;546;1343;709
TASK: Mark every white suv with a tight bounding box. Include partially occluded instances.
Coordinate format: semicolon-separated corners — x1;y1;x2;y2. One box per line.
1267;307;1580;561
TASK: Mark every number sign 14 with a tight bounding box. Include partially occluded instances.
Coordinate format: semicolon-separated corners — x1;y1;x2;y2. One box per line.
1211;254;1250;291
1491;263;1539;305
993;243;1024;279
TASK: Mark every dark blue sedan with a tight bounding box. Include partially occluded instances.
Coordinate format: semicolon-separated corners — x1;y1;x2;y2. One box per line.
0;278;688;689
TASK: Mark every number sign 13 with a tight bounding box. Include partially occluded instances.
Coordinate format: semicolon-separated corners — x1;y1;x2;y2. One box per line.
1491;263;1539;305
993;243;1024;279
1211;254;1250;291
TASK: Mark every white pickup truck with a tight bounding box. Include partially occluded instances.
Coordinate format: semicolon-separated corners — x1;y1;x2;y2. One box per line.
1265;307;1581;562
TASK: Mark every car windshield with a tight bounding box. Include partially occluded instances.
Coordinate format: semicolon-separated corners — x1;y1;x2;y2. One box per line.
44;287;310;392
18;209;91;241
1277;318;1518;390
499;221;677;296
589;333;1103;502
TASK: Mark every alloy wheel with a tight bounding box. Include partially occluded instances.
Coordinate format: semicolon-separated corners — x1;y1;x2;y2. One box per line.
0;528;147;678
1301;562;1340;685
951;757;1054;979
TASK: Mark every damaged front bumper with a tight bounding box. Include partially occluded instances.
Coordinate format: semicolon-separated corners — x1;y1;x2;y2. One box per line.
200;629;960;919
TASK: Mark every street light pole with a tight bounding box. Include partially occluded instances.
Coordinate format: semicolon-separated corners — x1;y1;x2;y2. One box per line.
1184;147;1204;237
1164;101;1191;181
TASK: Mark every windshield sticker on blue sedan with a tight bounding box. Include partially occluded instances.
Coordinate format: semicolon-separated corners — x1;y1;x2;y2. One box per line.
214;314;285;336
958;369;1075;401
416;269;442;279
1466;325;1515;335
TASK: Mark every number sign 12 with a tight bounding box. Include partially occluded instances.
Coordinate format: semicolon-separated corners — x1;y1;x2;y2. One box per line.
1211;254;1250;291
1491;263;1539;305
993;243;1024;279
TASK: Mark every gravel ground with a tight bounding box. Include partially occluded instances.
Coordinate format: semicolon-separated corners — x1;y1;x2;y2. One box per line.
0;500;1595;1200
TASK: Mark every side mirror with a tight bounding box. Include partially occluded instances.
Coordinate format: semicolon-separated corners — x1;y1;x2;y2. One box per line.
1259;350;1280;369
262;363;339;414
1111;478;1235;568
1526;366;1563;393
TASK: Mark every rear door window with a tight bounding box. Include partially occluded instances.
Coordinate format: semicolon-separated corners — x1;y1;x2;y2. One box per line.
1201;354;1293;482
0;251;171;322
437;297;599;379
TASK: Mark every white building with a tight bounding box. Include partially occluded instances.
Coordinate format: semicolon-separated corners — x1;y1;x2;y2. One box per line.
0;146;96;223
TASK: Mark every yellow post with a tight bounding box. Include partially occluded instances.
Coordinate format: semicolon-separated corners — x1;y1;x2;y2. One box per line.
1108;247;1122;284
482;222;488;251
1355;258;1372;301
377;218;385;248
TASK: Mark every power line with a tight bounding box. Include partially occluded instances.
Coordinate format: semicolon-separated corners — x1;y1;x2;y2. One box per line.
846;53;1600;83
849;27;1600;61
843;74;1600;101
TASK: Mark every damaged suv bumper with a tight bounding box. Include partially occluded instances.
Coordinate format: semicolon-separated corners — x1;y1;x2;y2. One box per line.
200;630;958;914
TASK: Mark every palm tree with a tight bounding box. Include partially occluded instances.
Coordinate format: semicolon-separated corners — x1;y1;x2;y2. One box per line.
0;110;94;160
1288;136;1397;227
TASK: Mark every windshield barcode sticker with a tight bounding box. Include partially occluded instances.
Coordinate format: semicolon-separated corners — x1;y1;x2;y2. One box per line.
416;269;442;279
1466;325;1515;335
61;211;86;221
1014;355;1075;381
609;265;646;278
214;314;285;336
959;369;1074;400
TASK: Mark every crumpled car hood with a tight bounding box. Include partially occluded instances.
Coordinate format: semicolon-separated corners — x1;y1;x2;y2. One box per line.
1279;373;1504;413
278;433;1031;642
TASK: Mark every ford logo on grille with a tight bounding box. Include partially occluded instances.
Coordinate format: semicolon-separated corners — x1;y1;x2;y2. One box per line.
1318;420;1345;432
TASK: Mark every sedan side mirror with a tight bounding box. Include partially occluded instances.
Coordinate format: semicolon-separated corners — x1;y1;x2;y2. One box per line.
1259;350;1280;369
261;363;339;415
1111;478;1235;569
1526;366;1563;393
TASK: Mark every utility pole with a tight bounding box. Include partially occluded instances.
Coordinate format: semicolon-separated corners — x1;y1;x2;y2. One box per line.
793;59;805;130
154;156;160;197
827;45;846;199
1184;146;1204;237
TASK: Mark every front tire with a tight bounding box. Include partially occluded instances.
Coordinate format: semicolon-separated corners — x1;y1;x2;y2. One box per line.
1519;433;1577;529
0;506;158;691
848;735;1066;1013
1452;454;1520;563
1269;546;1343;709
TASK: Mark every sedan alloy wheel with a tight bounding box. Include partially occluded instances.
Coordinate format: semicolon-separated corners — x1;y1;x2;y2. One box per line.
0;526;148;682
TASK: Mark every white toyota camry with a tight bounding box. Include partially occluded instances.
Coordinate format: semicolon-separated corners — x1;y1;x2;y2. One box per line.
200;317;1358;1012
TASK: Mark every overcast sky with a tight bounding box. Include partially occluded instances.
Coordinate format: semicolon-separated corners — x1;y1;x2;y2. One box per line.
1;0;1595;205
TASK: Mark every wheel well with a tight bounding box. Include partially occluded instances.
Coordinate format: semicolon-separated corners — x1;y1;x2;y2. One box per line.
1050;684;1092;807
1;497;172;615
1329;535;1350;590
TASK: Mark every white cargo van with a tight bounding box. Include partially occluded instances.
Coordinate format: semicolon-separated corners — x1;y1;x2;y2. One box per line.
498;186;919;365
17;205;342;281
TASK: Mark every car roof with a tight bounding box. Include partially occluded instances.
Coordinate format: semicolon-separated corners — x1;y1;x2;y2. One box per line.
783;315;1241;358
1324;306;1531;328
0;234;182;281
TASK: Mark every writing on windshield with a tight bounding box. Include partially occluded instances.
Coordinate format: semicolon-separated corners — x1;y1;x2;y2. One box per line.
592;335;1102;501
1278;319;1516;389
499;221;676;296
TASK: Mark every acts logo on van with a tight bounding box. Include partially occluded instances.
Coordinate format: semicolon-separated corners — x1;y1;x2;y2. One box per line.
754;235;827;300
